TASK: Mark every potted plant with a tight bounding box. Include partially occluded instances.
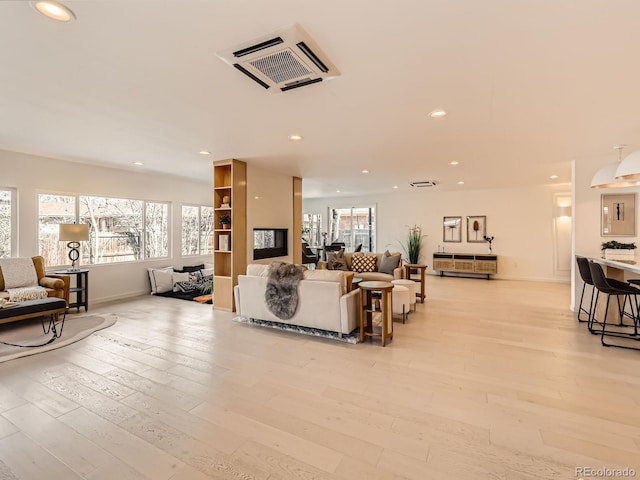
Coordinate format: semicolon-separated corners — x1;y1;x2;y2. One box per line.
601;240;637;260
219;213;231;229
401;224;426;265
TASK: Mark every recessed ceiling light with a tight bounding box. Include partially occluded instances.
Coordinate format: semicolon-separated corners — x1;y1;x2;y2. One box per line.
450;161;459;166
133;162;144;166
550;174;559;179
457;181;465;185
336;189;341;193
254;196;260;200
429;109;447;118
288;134;303;141
198;150;211;155
34;1;75;22
393;185;399;189
361;169;369;174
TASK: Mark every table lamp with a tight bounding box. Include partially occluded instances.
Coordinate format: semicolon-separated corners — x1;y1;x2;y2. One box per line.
59;223;89;270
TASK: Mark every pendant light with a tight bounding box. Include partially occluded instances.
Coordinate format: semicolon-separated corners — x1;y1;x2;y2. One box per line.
590;145;640;188
615;149;640;180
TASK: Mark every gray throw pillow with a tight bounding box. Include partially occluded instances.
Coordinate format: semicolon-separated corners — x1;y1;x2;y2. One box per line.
378;250;401;275
326;250;348;271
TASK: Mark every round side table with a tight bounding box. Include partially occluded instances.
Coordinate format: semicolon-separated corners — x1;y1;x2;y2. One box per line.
403;264;428;303
359;281;394;346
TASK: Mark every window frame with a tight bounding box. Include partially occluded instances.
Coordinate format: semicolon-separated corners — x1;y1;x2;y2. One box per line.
0;187;17;258
328;205;377;253
181;203;215;257
37;190;171;268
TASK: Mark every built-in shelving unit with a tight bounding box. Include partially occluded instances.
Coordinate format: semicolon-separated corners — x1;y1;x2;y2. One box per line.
213;159;247;311
433;253;498;279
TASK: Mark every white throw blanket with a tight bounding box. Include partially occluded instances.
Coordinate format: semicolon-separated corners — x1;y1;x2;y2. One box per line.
7;286;48;302
0;258;39;288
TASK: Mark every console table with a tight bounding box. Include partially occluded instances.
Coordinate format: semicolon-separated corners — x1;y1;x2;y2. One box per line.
433;253;497;279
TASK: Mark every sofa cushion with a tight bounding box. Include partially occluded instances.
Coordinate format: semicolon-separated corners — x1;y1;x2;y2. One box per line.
351;254;377;273
303;269;349;295
172;272;190;291
174;264;205;273
326;250;348;271
0;258;39;289
356;271;394;282
379;250;402;275
148;267;174;294
247;264;270;277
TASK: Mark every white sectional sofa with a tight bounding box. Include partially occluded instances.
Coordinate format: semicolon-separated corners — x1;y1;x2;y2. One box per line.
234;264;359;336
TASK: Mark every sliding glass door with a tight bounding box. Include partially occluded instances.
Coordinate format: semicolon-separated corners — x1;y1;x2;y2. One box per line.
328;206;376;252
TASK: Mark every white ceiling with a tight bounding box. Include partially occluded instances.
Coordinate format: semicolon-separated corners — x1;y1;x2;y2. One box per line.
1;0;639;198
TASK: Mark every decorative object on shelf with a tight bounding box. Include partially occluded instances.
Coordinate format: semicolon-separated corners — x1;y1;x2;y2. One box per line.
443;216;462;242
58;223;89;270
400;224;426;264
483;235;494;254
219;213;231;229
601;193;635;236
219;234;230;251
467;216;486;243
601;240;637;260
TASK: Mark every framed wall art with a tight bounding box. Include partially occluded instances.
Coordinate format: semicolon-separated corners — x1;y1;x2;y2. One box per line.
443;216;462;242
602;193;636;236
467;215;486;242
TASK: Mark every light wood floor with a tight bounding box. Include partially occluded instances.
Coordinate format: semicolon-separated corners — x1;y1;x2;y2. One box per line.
1;276;639;479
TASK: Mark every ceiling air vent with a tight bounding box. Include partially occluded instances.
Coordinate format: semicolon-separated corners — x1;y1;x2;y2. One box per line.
217;24;339;92
410;181;437;188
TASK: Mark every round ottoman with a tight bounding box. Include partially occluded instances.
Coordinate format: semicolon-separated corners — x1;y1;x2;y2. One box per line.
392;285;410;323
392;279;417;312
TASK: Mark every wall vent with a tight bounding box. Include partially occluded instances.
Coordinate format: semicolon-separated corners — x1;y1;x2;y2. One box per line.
217;24;339;92
410;181;437;188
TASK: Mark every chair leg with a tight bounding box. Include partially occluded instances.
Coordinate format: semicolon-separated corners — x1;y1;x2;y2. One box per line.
601;294;640;350
589;290;602;334
578;284;588;322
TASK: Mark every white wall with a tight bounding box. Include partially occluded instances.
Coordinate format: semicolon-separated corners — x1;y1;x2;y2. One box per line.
304;183;571;282
0;149;212;304
246;165;293;265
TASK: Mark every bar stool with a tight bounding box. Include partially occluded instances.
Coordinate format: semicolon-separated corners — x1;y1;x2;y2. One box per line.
588;261;640;350
575;256;596;323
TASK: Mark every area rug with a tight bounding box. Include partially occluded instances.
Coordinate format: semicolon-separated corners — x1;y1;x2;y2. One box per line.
233;316;360;344
0;313;117;363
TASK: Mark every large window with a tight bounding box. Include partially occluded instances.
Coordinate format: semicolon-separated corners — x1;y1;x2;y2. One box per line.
39;194;76;266
182;205;214;256
39;193;169;266
302;213;322;246
0;188;16;258
328;206;376;252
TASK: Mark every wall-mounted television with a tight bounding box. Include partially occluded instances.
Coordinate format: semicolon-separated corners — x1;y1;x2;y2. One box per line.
253;228;288;260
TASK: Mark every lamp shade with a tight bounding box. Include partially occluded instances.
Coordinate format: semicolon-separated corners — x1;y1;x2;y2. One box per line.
615;150;640;180
59;223;89;241
590;162;640;188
